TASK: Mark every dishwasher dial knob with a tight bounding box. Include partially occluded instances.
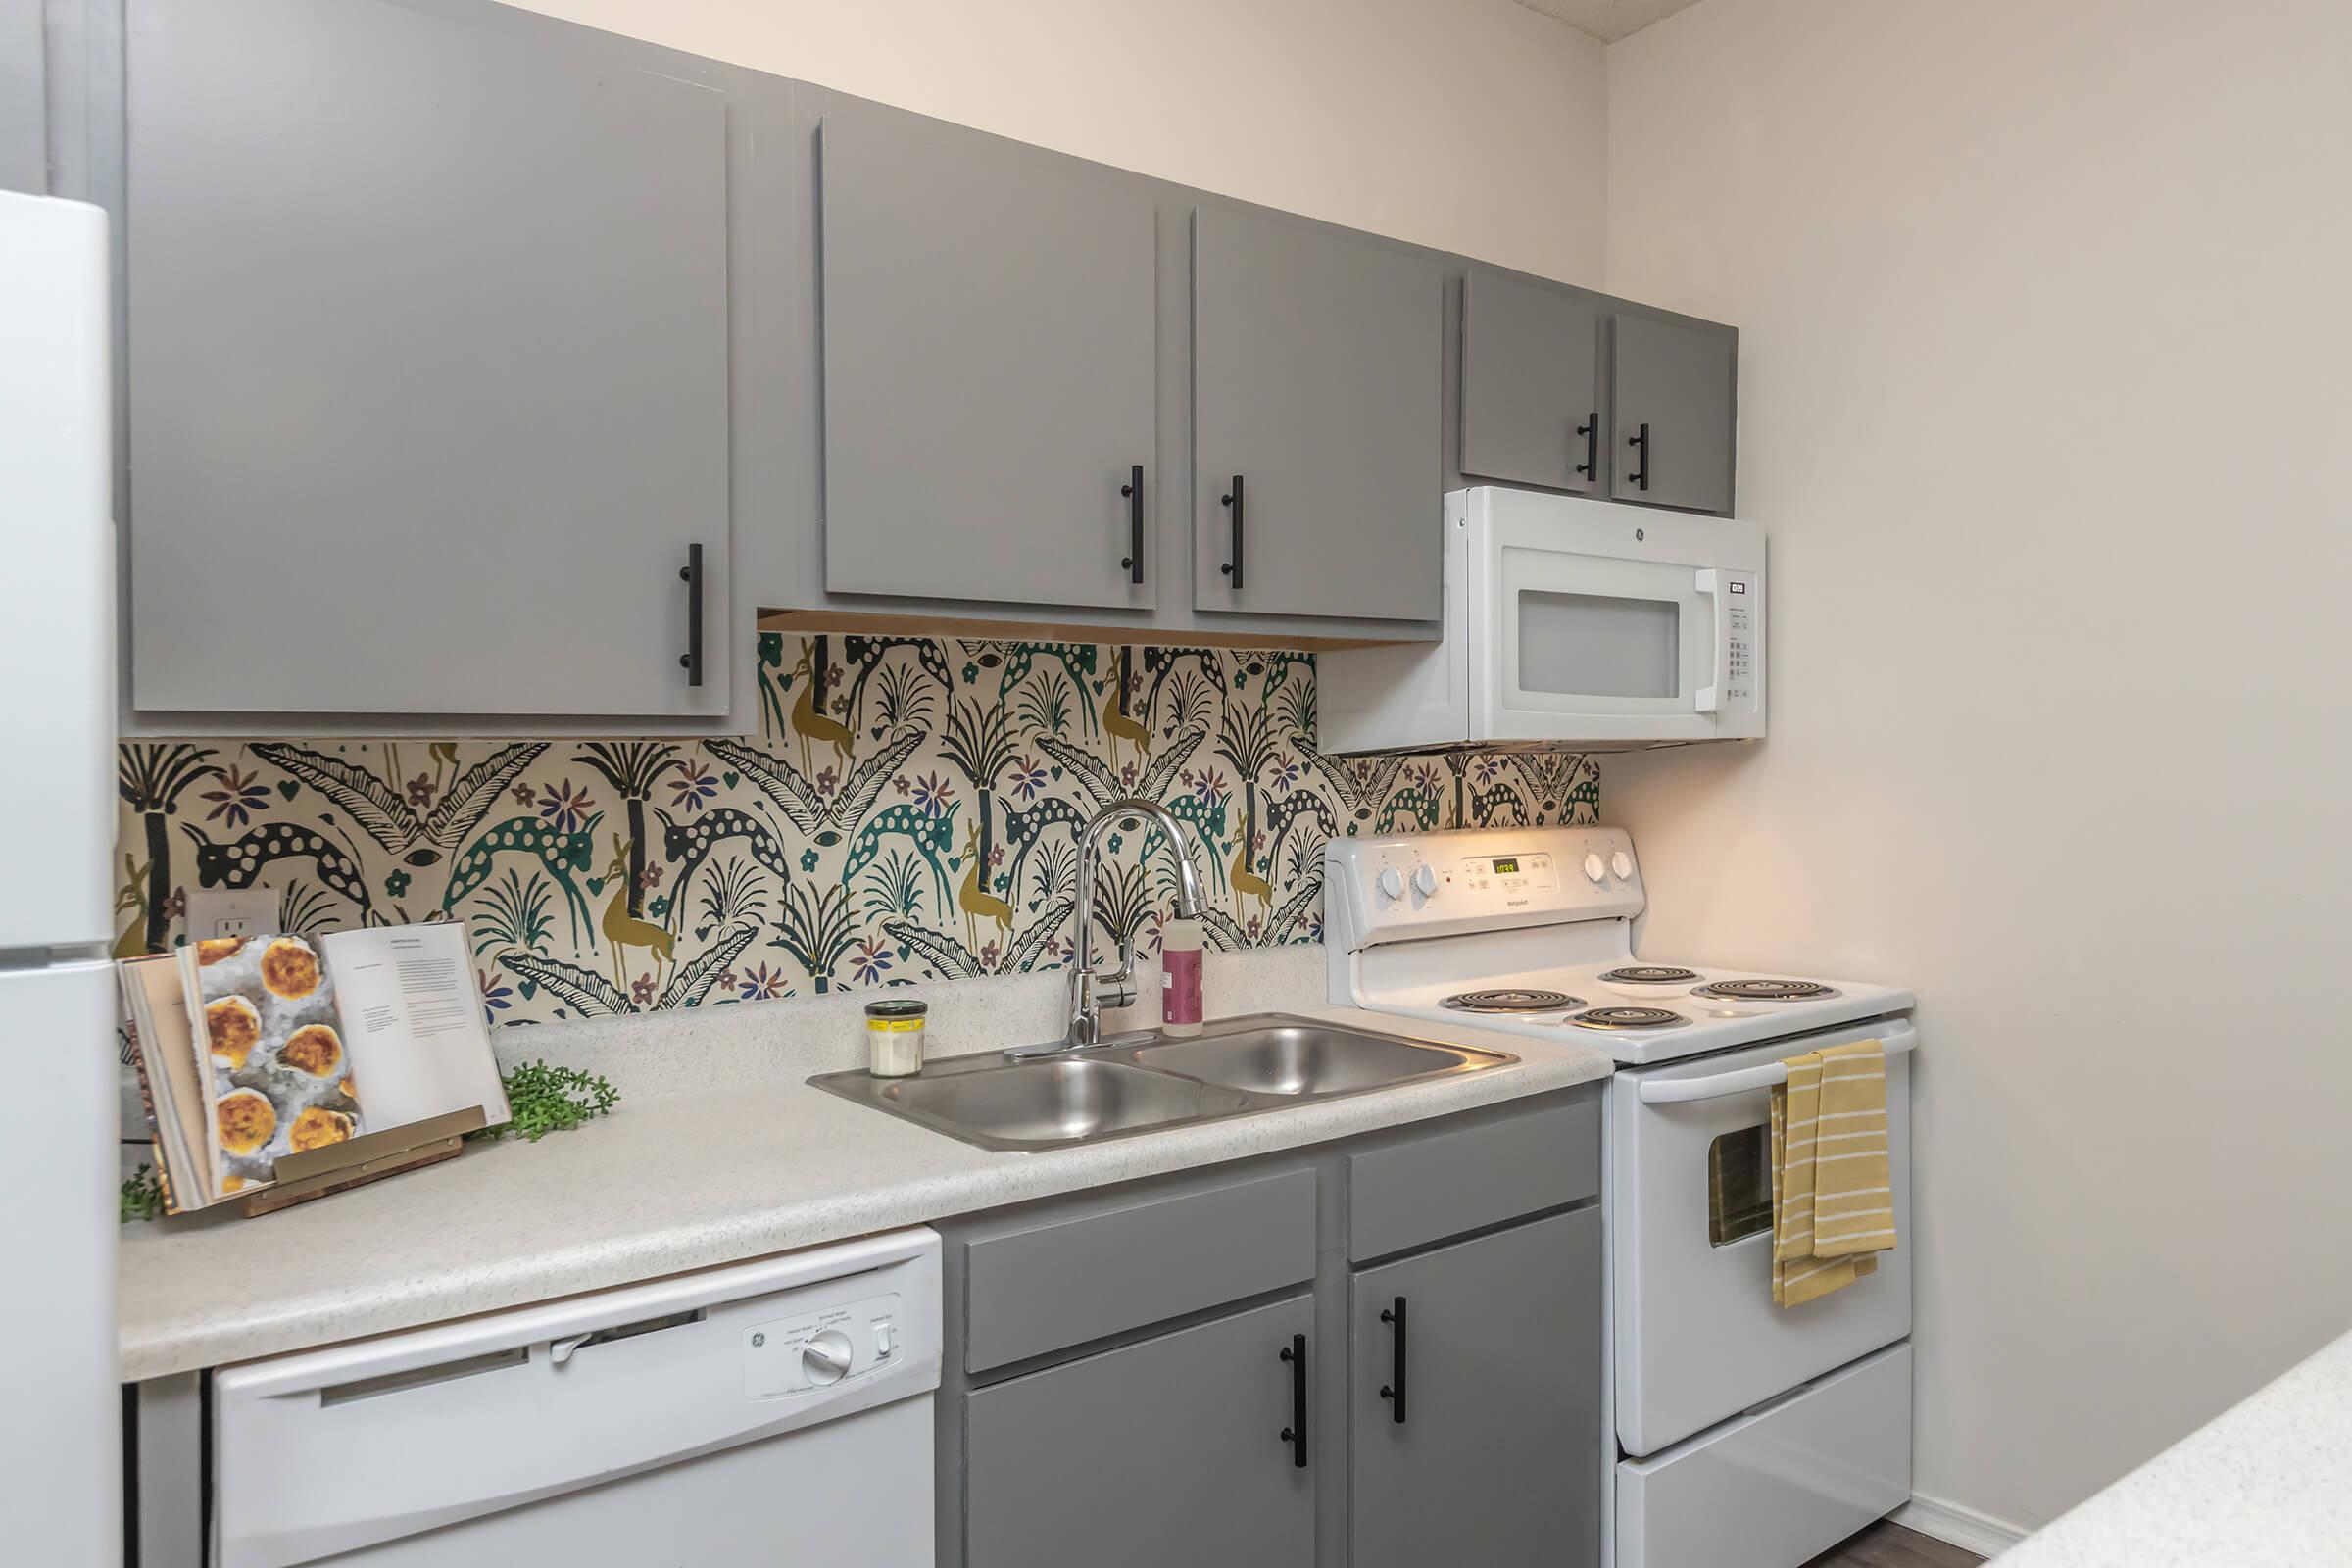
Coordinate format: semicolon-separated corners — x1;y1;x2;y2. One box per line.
1583;853;1607;885
1611;851;1635;881
1376;866;1406;902
1412;863;1439;897
802;1330;854;1386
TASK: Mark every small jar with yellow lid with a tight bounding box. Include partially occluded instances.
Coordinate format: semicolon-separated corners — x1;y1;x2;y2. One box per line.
864;999;928;1077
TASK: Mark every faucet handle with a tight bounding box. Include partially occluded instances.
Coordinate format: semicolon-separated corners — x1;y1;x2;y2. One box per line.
1082;934;1139;1010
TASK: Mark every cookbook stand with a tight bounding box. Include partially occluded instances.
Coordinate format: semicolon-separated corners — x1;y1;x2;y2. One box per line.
239;1105;487;1217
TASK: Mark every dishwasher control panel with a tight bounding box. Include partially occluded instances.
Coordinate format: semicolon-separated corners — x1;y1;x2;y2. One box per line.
743;1291;903;1398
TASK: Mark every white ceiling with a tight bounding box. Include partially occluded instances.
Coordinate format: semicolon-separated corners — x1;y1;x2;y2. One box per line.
1511;0;1708;43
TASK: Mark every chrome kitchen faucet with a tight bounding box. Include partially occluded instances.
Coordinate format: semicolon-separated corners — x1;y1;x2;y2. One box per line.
1005;798;1205;1056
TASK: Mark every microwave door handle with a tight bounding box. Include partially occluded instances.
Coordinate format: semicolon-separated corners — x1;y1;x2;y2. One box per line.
1693;568;1724;714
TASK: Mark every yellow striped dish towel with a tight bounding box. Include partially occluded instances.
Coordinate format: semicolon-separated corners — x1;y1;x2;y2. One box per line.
1771;1039;1894;1308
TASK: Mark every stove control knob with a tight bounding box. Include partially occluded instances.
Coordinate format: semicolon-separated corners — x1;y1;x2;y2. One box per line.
802;1330;854;1386
1582;853;1607;885
1376;866;1406;902
1610;851;1635;881
1412;863;1439;898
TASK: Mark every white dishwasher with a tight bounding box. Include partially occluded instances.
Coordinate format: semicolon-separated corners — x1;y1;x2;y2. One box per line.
211;1228;942;1567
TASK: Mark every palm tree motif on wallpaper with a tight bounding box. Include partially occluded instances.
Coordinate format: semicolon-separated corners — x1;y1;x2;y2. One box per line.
116;743;218;956
572;743;684;923
1216;687;1285;927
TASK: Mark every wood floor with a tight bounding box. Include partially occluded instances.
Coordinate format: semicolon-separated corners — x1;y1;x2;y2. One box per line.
1801;1521;1986;1568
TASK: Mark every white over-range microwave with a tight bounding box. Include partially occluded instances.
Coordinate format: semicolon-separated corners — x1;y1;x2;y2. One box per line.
1318;487;1765;754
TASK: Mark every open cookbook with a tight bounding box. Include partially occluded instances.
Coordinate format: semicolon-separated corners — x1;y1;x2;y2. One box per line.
119;922;511;1212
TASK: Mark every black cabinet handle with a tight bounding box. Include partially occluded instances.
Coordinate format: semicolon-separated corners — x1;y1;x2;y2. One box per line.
676;542;704;687
1627;422;1650;491
1278;1333;1307;1468
1119;464;1144;585
1378;1297;1407;1425
1219;474;1246;591
1576;414;1598;480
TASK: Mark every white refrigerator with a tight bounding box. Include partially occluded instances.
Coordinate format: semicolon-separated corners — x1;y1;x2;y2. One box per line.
0;188;122;1561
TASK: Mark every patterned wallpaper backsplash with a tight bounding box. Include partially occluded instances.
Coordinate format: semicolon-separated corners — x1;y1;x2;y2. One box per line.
115;634;1598;1027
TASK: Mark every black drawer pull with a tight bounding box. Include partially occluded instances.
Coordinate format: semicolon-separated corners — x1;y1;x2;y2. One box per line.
1119;464;1144;584
1278;1333;1307;1468
1577;414;1598;480
1219;474;1246;591
1627;422;1650;491
1378;1297;1407;1425
677;542;705;687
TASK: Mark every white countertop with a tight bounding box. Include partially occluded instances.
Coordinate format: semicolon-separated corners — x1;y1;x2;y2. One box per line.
1995;1328;2352;1566
119;1002;1611;1381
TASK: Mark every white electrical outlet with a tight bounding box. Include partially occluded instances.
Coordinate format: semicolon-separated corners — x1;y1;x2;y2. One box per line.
185;887;278;941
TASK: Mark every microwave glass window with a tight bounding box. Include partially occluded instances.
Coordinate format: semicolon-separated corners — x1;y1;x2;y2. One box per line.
1708;1125;1775;1247
1518;591;1680;699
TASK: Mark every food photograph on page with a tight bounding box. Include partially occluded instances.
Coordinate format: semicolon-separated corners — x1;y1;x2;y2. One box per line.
194;933;364;1194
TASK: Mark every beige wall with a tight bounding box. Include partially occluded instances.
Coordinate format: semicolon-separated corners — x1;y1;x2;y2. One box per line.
502;0;1609;284
1604;0;2352;1535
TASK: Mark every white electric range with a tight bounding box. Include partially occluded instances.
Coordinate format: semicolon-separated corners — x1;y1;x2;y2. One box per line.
1326;824;1920;1568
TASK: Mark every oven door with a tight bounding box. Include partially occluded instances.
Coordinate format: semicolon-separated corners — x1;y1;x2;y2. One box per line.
1611;1018;1913;1457
1464;490;1761;747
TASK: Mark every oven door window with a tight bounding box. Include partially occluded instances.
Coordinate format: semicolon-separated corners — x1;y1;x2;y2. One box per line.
1708;1124;1774;1247
1517;590;1679;699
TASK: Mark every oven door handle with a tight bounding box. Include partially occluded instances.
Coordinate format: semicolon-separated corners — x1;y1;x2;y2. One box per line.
1693;567;1724;714
1638;1025;1916;1103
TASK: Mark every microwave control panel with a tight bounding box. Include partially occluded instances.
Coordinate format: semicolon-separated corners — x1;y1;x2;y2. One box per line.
1725;574;1759;709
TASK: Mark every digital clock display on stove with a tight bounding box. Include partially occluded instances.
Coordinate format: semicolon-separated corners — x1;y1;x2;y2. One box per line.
1492;858;1520;874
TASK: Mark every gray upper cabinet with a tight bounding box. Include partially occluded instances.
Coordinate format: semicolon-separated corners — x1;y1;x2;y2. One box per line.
817;100;1159;611
1609;310;1739;515
963;1295;1316;1568
1460;268;1606;494
1349;1207;1603;1568
1193;205;1443;622
123;0;731;719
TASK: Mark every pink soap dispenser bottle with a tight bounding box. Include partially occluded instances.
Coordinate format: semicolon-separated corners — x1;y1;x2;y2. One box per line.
1159;915;1204;1035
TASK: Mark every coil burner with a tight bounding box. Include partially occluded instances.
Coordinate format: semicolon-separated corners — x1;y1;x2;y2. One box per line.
1689;979;1841;1003
1597;966;1702;986
1568;1006;1690;1031
1440;988;1582;1013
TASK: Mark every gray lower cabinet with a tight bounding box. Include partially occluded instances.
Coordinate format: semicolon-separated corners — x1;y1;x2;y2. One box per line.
1349;1207;1604;1568
944;1091;1604;1568
1609;310;1739;515
1460;268;1608;495
816;98;1159;611
963;1295;1317;1568
1193;205;1444;622
122;0;733;720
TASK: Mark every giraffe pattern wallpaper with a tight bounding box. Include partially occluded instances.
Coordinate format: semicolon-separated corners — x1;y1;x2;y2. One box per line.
115;634;1600;1027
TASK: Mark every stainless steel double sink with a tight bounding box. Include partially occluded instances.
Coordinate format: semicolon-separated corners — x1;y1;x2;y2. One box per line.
808;1011;1516;1152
